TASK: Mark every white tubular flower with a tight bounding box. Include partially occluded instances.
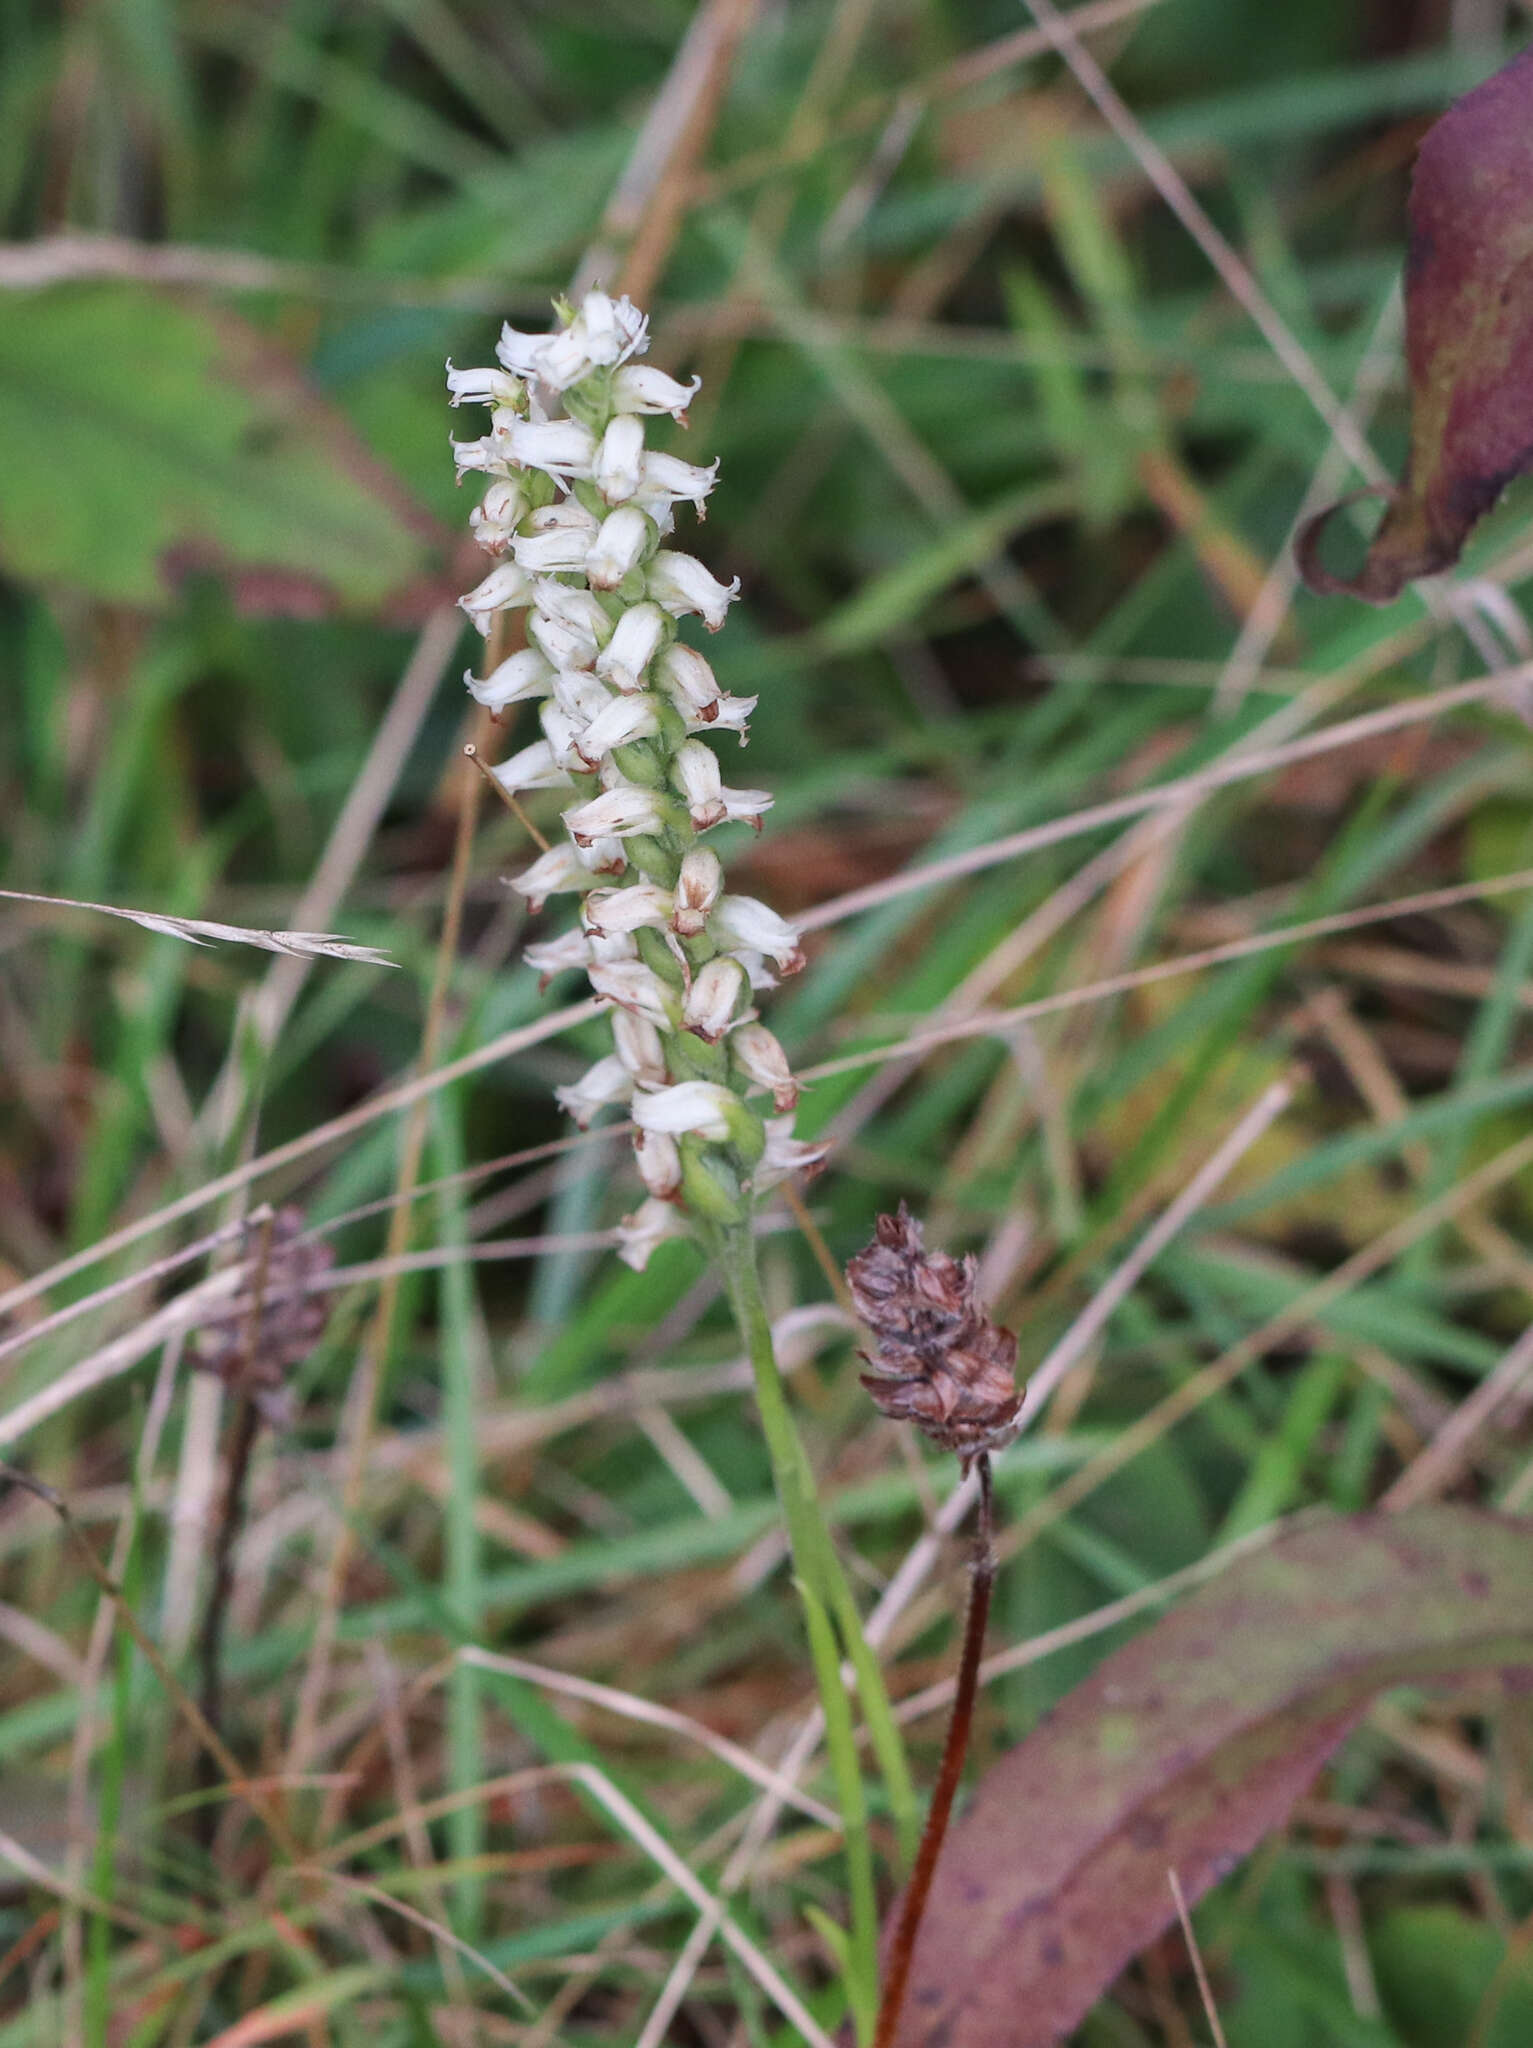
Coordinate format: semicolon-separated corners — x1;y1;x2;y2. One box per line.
586;506;653;591
466;647;553;714
589;958;675;1026
595;414;646;503
573;834;627;877
612;1008;669;1086
731;1022;800;1112
536;290;649;389
647;551;740;630
549;668;612;725
634;1129;683;1200
540;702;591;773
633;1080;738;1143
596;603;668;693
693;691;757;739
505;417;597;478
576;692;661;767
583;883;673;937
656;643;723;719
639;452;719;516
672;847;723;936
509;840;589;911
450;434;506;480
610;364;701;419
753;1119;829;1190
446;361;525;410
493;739;573;795
513;504;598;576
529;605;601;673
555;1054;634;1128
563;782;667;846
712;895;805;974
616;1196;689;1270
523;929;593;979
534;577;613;647
673;739;726;829
588;929;638;964
496;319;554;379
683;956;748;1043
450;294;819;1237
673;741;771;832
459;560;533;635
469;479;528;552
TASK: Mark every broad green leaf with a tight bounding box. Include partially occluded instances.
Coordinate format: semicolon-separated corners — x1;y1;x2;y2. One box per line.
887;1507;1533;2047
0;284;441;612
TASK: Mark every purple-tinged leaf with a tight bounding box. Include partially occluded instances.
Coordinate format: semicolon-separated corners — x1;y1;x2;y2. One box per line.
886;1506;1533;2047
1298;49;1533;603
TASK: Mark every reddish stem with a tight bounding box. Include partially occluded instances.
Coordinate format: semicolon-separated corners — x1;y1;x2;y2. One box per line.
872;1457;995;2048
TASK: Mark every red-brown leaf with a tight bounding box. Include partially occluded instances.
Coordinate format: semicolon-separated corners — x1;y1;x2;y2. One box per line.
1298;49;1533;603
886;1505;1533;2046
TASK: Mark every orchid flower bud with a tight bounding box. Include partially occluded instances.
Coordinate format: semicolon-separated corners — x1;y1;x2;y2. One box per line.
633;1080;739;1144
563;782;667;846
612;1008;669;1086
583;883;673;937
609;365;701;419
595;413;646;503
647;551;740;630
459;561;533;636
466;647;553;714
712;895;805;973
508;840;589;911
555;1054;634;1127
586;506;653;590
588;958;675;1027
731;1022;800;1112
639;451;719;516
492;739;573;795
683;957;748;1043
634;1128;683;1200
596;603;668;693
616;1196;689;1269
672;848;723;936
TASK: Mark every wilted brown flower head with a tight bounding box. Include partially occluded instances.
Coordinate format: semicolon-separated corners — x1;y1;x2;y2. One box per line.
191;1206;334;1427
846;1204;1021;1470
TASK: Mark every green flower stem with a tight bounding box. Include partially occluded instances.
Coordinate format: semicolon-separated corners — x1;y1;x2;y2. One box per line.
715;1221;885;2044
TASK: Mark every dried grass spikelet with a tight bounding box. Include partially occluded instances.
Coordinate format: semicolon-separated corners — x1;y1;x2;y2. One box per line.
846;1203;1021;1471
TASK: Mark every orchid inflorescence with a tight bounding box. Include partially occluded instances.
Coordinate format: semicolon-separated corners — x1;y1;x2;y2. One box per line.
448;290;825;1269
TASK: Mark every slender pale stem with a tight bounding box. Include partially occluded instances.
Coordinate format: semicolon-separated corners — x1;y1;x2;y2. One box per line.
715;1222;880;2043
873;1455;995;2048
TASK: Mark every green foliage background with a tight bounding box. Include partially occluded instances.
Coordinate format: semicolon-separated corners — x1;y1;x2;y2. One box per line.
4;1;1533;2043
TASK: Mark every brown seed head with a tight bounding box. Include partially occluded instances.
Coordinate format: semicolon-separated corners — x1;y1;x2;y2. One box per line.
191;1206;334;1427
846;1204;1021;1470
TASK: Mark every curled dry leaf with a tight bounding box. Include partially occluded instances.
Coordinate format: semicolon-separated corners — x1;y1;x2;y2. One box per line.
1297;48;1533;604
885;1505;1533;2048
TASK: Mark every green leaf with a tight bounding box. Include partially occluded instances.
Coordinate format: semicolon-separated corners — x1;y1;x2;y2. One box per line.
1370;1906;1533;2048
885;1507;1533;2047
0;285;441;612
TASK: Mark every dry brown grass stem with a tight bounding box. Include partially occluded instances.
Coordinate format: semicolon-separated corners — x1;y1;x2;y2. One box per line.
288;710;489;1778
804;867;1533;1085
0;998;601;1325
0;1466;304;1864
798;667;1527;933
1019;0;1514;679
1168;1869;1229;2048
